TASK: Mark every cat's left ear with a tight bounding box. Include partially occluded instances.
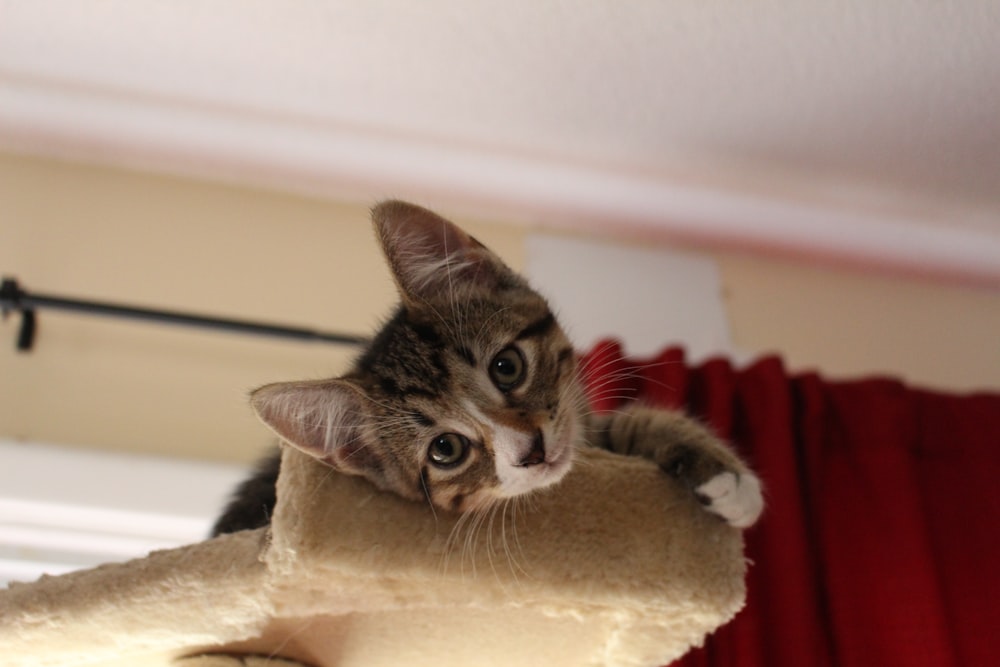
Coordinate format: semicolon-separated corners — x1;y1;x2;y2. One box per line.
249;379;379;477
371;200;516;304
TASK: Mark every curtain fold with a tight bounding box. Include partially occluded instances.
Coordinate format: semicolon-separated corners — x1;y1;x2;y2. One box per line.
578;341;1000;667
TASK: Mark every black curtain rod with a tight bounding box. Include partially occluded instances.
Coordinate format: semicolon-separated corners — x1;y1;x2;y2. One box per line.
0;277;369;352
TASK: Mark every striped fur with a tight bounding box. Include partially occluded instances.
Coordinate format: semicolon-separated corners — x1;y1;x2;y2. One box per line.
212;201;762;535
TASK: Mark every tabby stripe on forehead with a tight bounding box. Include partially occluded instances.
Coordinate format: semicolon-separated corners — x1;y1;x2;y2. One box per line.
515;312;555;340
411;410;436;427
411;321;444;347
376;374;439;400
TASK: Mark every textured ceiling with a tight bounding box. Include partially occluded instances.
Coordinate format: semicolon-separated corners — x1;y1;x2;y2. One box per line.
1;1;999;283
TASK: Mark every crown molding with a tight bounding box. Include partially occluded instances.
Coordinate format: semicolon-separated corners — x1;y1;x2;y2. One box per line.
2;72;998;287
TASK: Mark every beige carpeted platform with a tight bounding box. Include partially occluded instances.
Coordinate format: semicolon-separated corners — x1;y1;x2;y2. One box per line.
0;447;748;667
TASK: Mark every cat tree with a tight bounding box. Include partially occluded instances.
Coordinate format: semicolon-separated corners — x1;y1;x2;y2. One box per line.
0;446;748;667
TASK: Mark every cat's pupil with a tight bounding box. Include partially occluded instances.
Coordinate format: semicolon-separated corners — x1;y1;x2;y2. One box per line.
495;359;516;377
489;346;525;391
429;433;469;468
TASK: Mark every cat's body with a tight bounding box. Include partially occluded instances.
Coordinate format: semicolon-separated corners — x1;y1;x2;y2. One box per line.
212;201;762;536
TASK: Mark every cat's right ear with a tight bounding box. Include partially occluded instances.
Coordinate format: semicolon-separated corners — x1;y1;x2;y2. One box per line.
371;199;516;305
249;379;378;476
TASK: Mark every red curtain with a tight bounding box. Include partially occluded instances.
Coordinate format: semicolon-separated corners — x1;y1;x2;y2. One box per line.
579;341;1000;667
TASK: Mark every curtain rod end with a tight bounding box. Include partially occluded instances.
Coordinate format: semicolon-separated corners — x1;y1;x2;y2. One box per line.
0;277;36;352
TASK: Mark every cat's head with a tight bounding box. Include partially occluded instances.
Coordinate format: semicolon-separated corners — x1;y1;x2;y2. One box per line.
250;200;585;512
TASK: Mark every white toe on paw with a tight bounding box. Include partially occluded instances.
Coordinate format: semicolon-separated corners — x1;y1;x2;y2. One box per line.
696;471;764;528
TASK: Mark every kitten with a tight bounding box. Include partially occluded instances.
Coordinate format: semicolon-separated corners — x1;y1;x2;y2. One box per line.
211;201;762;536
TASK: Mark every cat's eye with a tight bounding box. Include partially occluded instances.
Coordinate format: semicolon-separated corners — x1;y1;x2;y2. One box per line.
428;433;470;468
489;346;526;392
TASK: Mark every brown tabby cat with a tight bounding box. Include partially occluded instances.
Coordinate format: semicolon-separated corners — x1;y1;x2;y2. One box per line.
212;201;762;536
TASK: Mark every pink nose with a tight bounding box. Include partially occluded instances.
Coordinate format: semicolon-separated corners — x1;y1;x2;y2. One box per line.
519;431;546;467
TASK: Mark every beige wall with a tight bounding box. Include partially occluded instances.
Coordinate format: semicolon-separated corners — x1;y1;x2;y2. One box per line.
718;254;1000;391
2;153;997;463
0;154;523;461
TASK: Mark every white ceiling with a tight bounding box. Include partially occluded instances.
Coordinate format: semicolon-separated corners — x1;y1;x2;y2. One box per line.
1;1;999;285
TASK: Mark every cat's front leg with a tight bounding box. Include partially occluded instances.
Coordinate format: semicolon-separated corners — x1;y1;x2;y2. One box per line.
584;407;764;528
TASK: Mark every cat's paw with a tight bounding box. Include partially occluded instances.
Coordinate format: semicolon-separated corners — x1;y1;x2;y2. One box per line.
695;471;764;528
